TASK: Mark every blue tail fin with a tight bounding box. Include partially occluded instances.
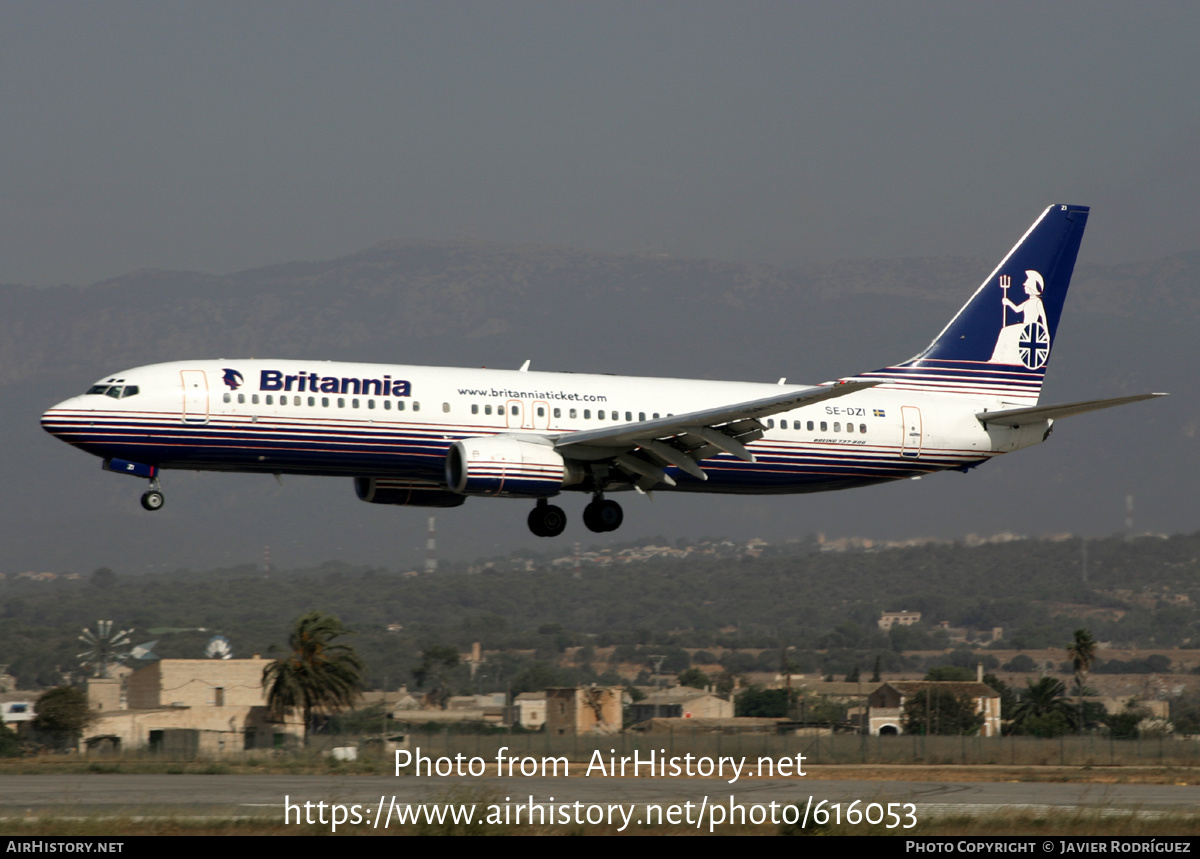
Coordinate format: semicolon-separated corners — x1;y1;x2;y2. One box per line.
853;204;1089;404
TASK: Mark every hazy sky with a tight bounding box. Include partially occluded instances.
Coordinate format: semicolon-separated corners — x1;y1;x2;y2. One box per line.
2;2;1198;287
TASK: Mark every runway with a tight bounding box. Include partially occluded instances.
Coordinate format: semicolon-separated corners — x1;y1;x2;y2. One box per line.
1;774;1196;822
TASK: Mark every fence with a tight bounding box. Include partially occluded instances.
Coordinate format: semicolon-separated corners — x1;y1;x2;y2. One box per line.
73;727;1200;767
382;729;1200;769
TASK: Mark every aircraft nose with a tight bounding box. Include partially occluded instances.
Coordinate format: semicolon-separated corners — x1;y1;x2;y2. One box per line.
41;397;81;439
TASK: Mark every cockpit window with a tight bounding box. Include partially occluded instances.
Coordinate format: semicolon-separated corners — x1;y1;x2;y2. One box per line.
86;383;139;397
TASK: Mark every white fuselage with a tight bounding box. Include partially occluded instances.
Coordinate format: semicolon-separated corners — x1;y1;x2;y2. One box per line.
42;359;1047;497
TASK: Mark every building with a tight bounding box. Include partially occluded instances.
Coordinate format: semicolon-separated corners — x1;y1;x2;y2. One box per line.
0;693;36;735
878;611;921;631
514;691;547;729
545;687;622;735
629;688;733;723
85;658;303;755
867;681;1002;737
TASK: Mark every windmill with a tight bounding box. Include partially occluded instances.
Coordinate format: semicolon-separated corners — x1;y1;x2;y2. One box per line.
78;620;134;678
204;636;233;659
130;640;159;662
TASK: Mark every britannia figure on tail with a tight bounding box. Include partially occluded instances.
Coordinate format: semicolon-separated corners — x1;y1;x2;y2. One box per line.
989;270;1049;368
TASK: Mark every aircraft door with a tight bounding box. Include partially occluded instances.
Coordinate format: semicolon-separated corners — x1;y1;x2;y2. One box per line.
901;406;922;457
506;399;526;430
181;370;210;424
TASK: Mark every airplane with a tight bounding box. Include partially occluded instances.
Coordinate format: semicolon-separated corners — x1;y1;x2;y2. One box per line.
41;204;1164;538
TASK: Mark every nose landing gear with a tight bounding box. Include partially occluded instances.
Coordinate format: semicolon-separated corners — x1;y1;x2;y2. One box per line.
140;477;165;511
527;498;567;537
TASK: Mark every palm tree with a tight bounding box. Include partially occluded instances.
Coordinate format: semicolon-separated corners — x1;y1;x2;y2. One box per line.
1009;677;1080;737
1067;629;1097;732
262;612;364;745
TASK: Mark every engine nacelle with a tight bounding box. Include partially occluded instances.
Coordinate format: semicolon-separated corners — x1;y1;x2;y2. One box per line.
354;477;466;508
446;436;584;498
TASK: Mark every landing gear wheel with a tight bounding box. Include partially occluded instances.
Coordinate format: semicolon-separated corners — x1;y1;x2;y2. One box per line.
527;501;567;537
583;498;623;533
141;490;165;511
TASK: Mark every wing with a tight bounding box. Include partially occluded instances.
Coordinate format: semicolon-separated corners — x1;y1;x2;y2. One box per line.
550;380;879;490
977;393;1167;427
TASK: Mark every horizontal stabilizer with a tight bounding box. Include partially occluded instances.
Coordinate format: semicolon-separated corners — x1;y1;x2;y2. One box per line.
976;393;1167;427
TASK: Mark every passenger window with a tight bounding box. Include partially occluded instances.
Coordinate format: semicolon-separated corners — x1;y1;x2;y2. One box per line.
653;413;660;419
352;399;359;408
413;402;420;412
322;397;330;407
512;405;519;415
639;412;645;421
442;403;450;413
223;393;231;403
308;397;316;406
833;422;841;432
472;404;479;415
383;400;391;410
537;406;545;417
397;400;405;411
337;398;345;408
498;406;505;416
569;409;576;419
295;396;302;406
807;420;814;430
584;409;591;419
860;423;867;433
598;410;605;420
820;421;827;431
266;395;274;405
624;411;631;421
367;399;375;409
552;408;560;418
485;405;492;415
767;419;775;429
237;393;245;404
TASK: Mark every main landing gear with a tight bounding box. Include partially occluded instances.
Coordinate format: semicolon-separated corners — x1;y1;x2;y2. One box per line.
583;495;623;533
527;498;567;537
140;477;165;511
526;494;624;536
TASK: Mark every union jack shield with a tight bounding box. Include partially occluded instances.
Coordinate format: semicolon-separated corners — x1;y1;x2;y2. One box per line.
1018;322;1050;369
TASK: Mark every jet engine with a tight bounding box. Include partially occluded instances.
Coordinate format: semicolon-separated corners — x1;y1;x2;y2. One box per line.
446;436;584;498
354;477;466;508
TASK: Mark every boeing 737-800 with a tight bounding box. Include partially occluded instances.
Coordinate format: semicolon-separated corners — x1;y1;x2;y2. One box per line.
41;204;1163;537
